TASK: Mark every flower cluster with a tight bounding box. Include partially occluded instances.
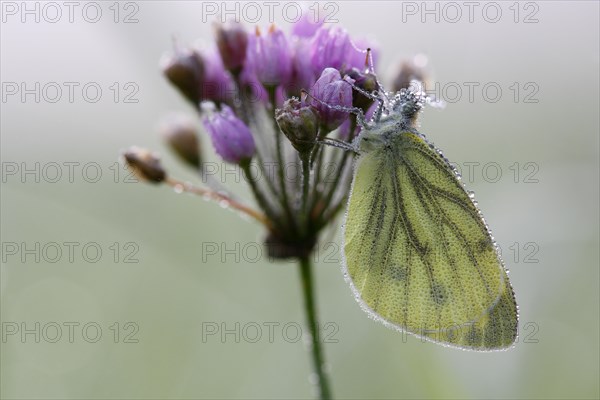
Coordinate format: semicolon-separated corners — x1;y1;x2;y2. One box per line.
125;16;432;258
145;18;392;258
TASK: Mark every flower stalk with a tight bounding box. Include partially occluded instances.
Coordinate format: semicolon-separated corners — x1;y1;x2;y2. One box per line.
299;256;332;400
165;176;273;231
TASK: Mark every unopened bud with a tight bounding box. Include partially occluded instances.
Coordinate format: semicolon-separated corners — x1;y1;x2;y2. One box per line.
122;147;166;184
215;22;248;75
344;67;379;112
276;98;319;154
160;114;201;168
161;48;204;105
202;105;255;164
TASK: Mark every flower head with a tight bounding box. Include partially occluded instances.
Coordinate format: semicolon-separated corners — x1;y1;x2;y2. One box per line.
202;105;255;164
309;68;353;132
246;25;292;88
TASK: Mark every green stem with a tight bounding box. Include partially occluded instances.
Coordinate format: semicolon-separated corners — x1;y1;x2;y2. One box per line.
298;257;332;400
301;152;311;221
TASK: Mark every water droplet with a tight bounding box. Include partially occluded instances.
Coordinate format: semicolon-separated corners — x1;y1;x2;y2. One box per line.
219;199;230;208
467;190;475;199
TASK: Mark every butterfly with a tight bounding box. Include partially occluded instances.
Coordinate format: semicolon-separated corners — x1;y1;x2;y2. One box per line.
340;87;518;351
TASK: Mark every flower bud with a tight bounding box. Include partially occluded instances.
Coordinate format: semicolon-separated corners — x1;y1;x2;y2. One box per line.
309;68;353;132
202;105;256;164
276;98;319;154
160;114;201;168
344;67;379;112
122;147;166;184
246;25;292;88
198;45;237;104
215;22;248;75
161;48;204;105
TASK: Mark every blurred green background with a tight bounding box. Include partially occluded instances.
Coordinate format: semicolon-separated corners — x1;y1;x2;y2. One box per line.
1;1;598;399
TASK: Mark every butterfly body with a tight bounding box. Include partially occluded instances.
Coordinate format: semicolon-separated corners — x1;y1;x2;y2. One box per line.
342;98;518;350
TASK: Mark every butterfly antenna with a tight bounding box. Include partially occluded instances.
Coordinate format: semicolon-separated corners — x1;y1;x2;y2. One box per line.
365;47;376;74
364;48;391;109
341;76;385;123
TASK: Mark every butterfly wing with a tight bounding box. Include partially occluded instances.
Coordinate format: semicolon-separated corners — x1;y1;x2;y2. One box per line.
342;130;517;350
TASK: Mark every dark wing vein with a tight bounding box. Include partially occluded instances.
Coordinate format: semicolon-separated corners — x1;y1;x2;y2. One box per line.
401;152;497;299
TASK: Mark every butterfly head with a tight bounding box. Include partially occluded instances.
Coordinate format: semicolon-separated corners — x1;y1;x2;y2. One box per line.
388;86;426;127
